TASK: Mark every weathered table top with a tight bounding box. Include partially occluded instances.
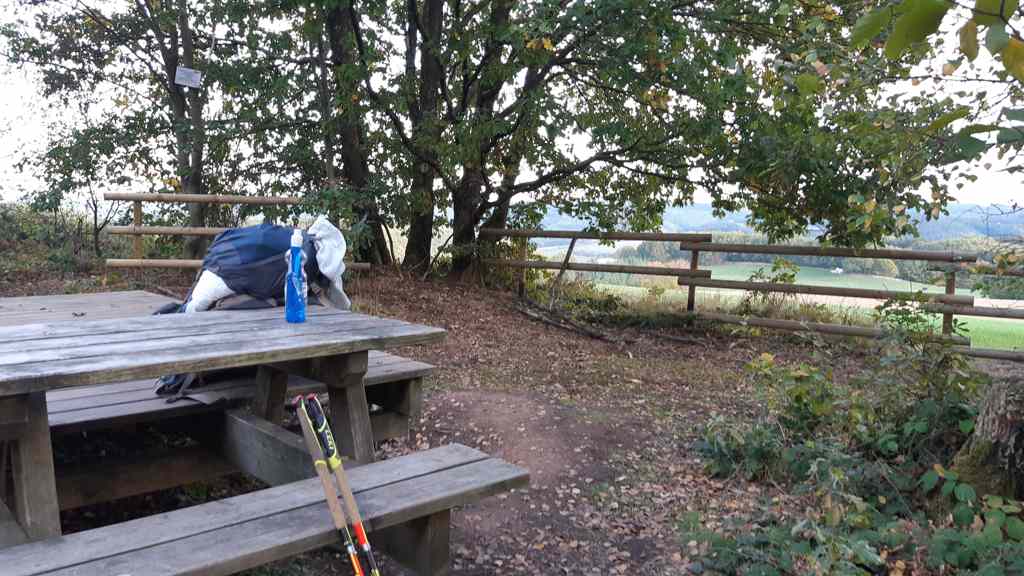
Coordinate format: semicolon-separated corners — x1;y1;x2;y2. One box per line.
0;294;446;396
0;290;176;326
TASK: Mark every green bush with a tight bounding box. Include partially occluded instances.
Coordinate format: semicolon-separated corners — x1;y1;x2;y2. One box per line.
735;257;800;315
697;418;785;481
479;238;550;293
691;301;1011;575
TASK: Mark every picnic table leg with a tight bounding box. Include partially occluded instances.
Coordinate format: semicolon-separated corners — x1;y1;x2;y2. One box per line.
6;393;60;542
322;351;374;464
376;509;451;576
252;365;288;424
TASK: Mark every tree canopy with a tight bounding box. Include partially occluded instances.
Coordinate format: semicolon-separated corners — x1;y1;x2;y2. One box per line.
846;0;1024;268
0;0;988;270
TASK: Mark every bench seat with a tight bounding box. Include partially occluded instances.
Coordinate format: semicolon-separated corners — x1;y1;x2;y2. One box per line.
46;350;434;442
4;444;528;576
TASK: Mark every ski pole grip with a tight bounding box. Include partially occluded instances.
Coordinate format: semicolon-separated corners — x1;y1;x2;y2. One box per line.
304;396;342;469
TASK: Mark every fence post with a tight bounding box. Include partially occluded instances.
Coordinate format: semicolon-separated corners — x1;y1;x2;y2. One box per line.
517;238;527;298
943;271;956;335
686;246;700;312
547;238;577;309
132;200;143;259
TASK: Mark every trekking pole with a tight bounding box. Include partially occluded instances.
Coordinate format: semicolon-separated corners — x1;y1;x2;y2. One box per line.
305;394;383;576
294;396;367;576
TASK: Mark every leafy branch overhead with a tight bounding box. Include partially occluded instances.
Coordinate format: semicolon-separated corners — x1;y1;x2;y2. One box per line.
852;0;1024;172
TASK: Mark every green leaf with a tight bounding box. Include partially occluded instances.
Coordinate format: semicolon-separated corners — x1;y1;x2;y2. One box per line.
955;483;978;503
850;540;884;566
885;0;952;60
928;107;970;132
852;7;893;48
795;73;821;96
956;133;990;159
1002;37;1024;81
982;521;1005;545
986;24;1010;55
975;0;1020;26
960;20;980;61
920;469;941;492
961;123;1001;135
977;565;1006;576
1005;109;1024;122
942;479;958;498
959;419;975;434
953;503;975;526
997;128;1024;143
985;509;1007;527
1007;516;1024;541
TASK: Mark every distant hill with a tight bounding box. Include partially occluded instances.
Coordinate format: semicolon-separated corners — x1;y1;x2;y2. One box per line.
539;203;1024;241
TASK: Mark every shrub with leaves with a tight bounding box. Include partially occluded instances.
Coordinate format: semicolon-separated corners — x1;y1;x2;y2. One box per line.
736;258;801;316
692;300;1010;574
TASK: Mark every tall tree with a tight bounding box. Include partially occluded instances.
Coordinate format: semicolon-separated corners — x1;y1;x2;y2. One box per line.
3;1;214;256
346;0;953;274
321;2;394;265
3;0;396;261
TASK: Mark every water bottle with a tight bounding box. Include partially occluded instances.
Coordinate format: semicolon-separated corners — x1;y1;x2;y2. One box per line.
285;229;307;323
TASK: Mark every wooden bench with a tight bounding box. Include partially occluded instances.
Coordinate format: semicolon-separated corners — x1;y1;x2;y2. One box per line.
46;350;433;441
47;351;435;511
6;444;528;576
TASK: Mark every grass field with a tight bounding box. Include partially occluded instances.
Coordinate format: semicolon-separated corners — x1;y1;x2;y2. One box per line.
705;262;969;295
596;267;1024;351
959;317;1024;350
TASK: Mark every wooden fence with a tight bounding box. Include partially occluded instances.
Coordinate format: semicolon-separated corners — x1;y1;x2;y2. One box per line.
480;228;1024;361
102;192;370;271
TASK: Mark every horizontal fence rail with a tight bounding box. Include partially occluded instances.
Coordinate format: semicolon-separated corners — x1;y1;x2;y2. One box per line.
107;259;204;269
480;228;712;242
675;242;976;263
109;226;230;236
482;228;1023;362
922;303;1024;319
675;277;974;306
105;193;302;206
696;312;969;345
107;259;371;271
480;259;712;278
102;193;370;273
930;263;1024;278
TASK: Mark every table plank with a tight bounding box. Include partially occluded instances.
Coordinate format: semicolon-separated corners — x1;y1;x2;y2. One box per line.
0;306;341;345
0;315;397;365
43;351;420;406
0;292;175;327
0;311;349;355
0;321;445;395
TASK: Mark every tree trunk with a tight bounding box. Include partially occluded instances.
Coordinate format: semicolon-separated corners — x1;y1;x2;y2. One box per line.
447;1;513;276
476;196;510;262
952;377;1024;499
91;203;102;258
404;190;434;272
154;0;208;260
450;169;484;273
400;0;443;272
325;4;391;266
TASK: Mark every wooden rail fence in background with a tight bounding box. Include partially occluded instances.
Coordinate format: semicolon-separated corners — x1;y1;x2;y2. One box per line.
102;193;370;272
480;228;1023;362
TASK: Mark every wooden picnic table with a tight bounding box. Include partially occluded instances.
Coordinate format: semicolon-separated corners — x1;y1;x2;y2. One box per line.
0;294;445;545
